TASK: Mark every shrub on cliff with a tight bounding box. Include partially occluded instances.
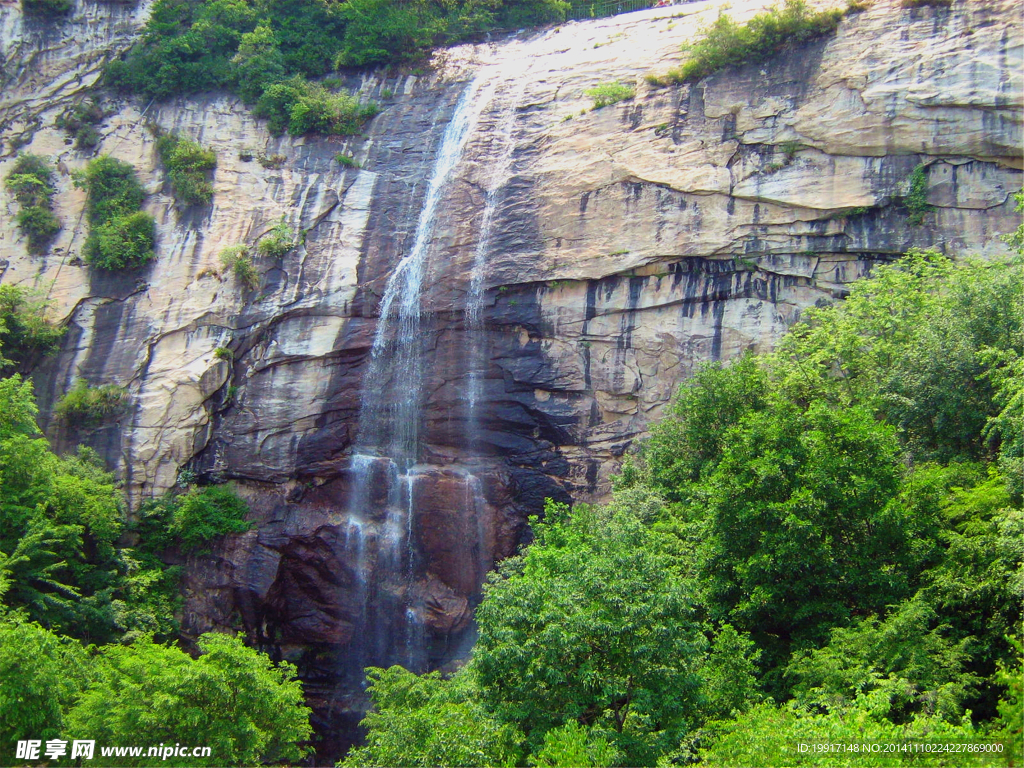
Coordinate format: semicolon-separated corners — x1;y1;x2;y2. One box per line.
169;485;251;552
253;77;379;137
219;245;259;289
4;154;62;254
155;132;217;206
53;380;129;426
21;0;72;17
585;81;635;109
662;0;844;84
256;218;296;258
76;156;157;270
0;285;65;374
56;99;105;151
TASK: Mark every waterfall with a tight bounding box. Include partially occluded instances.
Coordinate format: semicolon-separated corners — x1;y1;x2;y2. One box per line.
466;75;527;435
343;78;488;680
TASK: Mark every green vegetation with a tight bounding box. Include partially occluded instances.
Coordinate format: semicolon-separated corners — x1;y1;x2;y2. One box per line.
53;380;128;426
56;99;104;151
4;154;62;254
345;250;1023;767
0;617;89;747
76;156;157;270
657;0;845;85
0;317;310;767
66;633;311;766
0;286;65;375
169;484;251;553
335;152;360;168
21;0;72;17
254;77;380;137
585;81;635;109
257;151;286;169
257;218;296;258
902;162;933;225
214;346;233;361
219;244;259;288
155;132;217;206
106;0;568;134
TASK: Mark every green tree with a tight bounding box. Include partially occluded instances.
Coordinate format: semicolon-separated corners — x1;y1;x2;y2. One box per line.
642;355;768;500
475;500;706;765
698;698;986;767
528;721;619;767
231;21;287;103
694;403;910;679
786;596;978;722
341;666;522;768
169;484;251;552
0;284;65;374
66;633;312;766
0;617;90;756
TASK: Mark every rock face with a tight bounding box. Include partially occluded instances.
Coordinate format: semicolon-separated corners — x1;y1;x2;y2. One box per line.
2;0;1021;759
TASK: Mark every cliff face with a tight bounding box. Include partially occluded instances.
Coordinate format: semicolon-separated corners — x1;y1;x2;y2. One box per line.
2;0;1021;754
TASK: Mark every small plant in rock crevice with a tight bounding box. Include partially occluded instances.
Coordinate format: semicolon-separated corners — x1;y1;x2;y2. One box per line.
257;219;296;259
585;81;635;109
219;245;260;289
901;163;933;226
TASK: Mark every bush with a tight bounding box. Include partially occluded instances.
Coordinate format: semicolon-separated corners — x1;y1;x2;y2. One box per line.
0;285;65;373
219;245;259;289
56;99;105;150
76;156;155;270
21;0;72;16
155;132;217;206
254;77;378;137
76;155;145;225
4;154;61;254
334;152;359;168
169;485;250;552
668;0;844;83
83;211;157;270
585;81;635;109
256;219;295;258
902;163;933;225
53;380;128;426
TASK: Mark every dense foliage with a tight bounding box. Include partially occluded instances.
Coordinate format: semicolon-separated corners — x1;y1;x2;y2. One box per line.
344;250;1023;767
0;311;310;766
67;633;312;766
0;285;65;375
106;0;568;134
53;380;129;426
76;156;158;270
155;132;217;206
4;154;62;254
649;0;845;86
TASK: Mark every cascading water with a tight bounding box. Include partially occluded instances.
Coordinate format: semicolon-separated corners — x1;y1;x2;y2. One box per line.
342;77;489;681
466;73;528;433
